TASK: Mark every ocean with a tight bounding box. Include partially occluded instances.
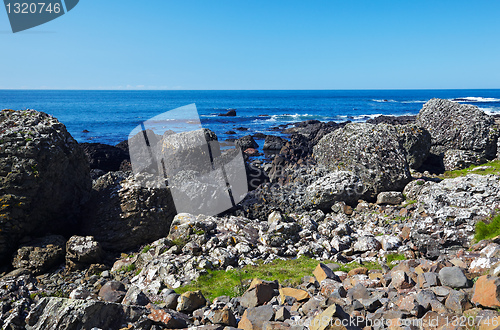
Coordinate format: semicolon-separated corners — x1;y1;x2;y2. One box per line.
1;90;500;148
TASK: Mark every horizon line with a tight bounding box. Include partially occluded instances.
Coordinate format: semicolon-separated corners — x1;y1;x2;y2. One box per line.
1;88;500;91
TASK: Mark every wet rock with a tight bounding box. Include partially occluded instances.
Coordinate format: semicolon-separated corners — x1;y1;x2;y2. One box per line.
219;109;237;117
376;191;404;205
65;235;103;271
0;109;91;262
82;171;176;251
236;136;259;150
98;280;127;303
438;267;469;288
177;290;207;313
416;98;498;159
443;149;487;171
314;123;411;200
263;135;287;150
11;235;65;275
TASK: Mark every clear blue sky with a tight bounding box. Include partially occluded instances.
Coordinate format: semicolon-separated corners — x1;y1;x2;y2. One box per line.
1;0;499;90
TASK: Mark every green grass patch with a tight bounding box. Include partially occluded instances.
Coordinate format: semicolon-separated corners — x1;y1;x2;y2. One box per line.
386;253;406;265
442;160;500;178
475;213;500;242
175;257;382;300
142;245;152;253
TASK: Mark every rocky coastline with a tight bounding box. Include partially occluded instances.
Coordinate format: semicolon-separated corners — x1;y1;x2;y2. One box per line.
3;98;500;329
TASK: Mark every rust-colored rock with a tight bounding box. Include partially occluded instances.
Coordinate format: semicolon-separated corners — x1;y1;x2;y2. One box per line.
472;275;500;308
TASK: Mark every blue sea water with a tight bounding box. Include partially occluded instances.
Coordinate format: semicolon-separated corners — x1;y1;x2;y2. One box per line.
1;90;500;147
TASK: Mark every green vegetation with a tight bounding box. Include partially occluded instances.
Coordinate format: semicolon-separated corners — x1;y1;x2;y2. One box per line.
120;263;136;273
29;291;48;300
175;257;382;300
171;238;188;248
475;213;500;242
442;160;500;178
142;245;152;253
386;253;406;265
403;199;417;207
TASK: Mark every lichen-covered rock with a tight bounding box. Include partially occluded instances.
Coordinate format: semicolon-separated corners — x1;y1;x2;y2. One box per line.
25;297;149;330
82;171;176;251
416;98;498;158
11;235;66;275
304;171;364;210
0;109;91;262
313;123;411;200
443;149;487;171
65;235;103;271
395;124;431;169
376;191;404;205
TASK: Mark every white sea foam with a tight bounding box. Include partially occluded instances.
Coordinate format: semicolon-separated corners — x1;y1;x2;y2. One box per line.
451;97;500;103
372;99;397;103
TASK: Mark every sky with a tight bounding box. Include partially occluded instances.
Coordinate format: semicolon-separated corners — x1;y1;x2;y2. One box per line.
0;0;499;90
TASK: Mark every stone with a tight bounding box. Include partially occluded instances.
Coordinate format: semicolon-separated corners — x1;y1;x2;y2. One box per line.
163;293;179;310
443;149;487;171
391;270;415;290
353;236;382;253
472;275;500;308
177;290;206;313
275;306;291;322
240;280;278;308
313;122;411;200
25;297;148;330
309;304;352;330
347;267;368;277
65;235;103;271
146;303;189;329
82;171;176;251
11;235;66;275
376;191;404;205
416;98;498;159
445;290;470;314
208;309;237;327
236;135;259;150
98;281;127;303
238;305;275;330
438;267;469;288
347;283;370;300
219;109;237;117
279;287;310;302
263;135;286;150
395;123;431;169
69;286;92;300
122;286;150;306
417;272;440;288
313;263;337;283
0;110;91;262
304;171;364;210
80;142;130;172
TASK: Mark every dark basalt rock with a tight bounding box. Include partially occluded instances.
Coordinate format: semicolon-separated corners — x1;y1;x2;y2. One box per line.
218;109;237;117
236;135;259;150
80;143;130;172
0;110;91;263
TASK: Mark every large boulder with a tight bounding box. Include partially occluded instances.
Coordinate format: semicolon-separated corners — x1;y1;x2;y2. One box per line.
0;110;91;262
236;135;259;150
395;124;431;169
80;142;130;172
11;235;66;274
82;171;176;251
416;98;498;159
313;123;411;200
443;149;487;171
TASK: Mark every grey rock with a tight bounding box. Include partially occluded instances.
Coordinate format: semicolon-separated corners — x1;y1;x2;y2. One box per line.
376;191;404;205
396;124;431;169
65;235;103;271
443;149;487;171
304;171;364;210
263;135;286;150
0;110;91;262
240;280;278;308
416;98;498;158
98;280;127;303
122;286;150;306
353;236;382;253
438;267;469;288
239;305;275;329
313;123;411;200
177;290;207;313
11;235;66;275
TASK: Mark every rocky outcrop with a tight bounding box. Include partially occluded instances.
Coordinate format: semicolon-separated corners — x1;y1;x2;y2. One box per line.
0;110;91;262
313;123;411;200
80;142;130;172
367;115;416;125
236;135;259;150
82;171;176;251
395;124;431;169
263;135;286;150
11;235;66;275
416;98;498;159
65;235;103;271
218;109;236;117
443;149;487;171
